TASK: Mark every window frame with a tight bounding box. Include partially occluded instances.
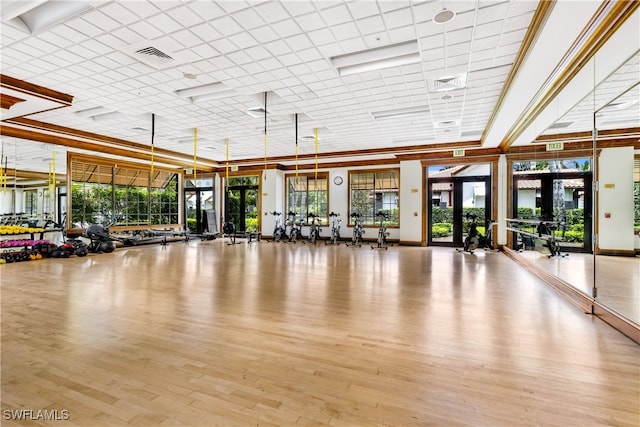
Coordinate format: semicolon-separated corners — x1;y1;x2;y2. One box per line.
285;172;329;225
348;168;400;227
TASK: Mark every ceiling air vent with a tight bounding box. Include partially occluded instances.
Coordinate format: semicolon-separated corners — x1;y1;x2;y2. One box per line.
429;73;468;93
131;46;174;68
123;40;186;70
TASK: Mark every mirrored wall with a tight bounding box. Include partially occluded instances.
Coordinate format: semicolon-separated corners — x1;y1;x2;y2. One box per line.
508;53;639;330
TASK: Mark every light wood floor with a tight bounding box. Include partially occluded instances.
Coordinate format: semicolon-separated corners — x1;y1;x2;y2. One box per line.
2;241;639;426
515;250;640;323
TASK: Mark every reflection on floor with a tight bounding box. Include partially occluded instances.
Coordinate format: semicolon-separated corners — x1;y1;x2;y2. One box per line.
516;249;640;324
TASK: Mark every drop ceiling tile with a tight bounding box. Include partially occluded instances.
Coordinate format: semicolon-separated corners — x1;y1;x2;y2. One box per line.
210;38;239;55
477;2;511;25
232;7;266;29
356;15;386;35
211;15;244;36
189;23;223;42
294;12;328;32
383;6;414;29
129;20;164;40
253;2;291;24
120;1;162;19
321;4;353;26
388;26;417;43
229;32;260;50
147;12;183;34
500;28;527;45
347;1;379;20
250;25;280;43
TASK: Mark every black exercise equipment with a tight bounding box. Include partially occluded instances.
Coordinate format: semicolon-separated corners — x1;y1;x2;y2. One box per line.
304;213;321;244
325;212;341;245
371;211;390;250
457;213;497;254
269;211;287;242
84;224;116;253
346;212;364;248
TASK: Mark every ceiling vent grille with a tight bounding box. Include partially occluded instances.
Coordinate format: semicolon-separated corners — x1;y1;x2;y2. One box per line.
429;73;468;92
131;46;174;68
123;40;185;69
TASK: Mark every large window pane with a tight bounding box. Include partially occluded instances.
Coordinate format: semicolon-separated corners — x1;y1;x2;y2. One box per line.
349;170;399;226
286;174;328;224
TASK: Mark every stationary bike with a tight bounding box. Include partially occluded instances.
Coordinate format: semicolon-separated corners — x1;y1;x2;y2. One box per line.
457;213;496;254
305;213;322;244
346;212;364;247
325;212;341;245
286;211;303;243
269;211;287;242
371;211;390;250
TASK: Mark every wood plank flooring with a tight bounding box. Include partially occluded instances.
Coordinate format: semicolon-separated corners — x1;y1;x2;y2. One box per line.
515;250;640;323
2;241;639;426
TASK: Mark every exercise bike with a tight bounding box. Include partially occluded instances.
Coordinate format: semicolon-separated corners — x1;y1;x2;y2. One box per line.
346;212;364;247
536;220;568;258
325;212;341;245
286;211;303;243
371;211;390;250
304;213;322;244
269;211;287;242
456;213;496;254
222;219;241;245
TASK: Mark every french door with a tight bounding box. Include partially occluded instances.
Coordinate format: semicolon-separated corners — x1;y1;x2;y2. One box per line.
428;176;491;247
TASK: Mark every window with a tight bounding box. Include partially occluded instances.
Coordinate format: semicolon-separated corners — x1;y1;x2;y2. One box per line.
24;190;37;215
349;169;399;226
69;156;179;228
286;173;328;224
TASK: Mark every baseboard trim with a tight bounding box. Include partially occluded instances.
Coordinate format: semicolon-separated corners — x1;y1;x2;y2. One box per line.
597;248;637;257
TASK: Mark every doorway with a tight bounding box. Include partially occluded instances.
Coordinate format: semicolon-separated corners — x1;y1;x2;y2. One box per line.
428;177;491;247
224;176;259;232
184;178;214;234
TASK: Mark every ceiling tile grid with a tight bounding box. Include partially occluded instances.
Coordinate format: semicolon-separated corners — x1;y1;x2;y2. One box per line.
1;0;635;175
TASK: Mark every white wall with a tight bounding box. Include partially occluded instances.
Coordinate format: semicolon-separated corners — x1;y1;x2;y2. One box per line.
260;169;284;235
399;160;422;244
0;189;15;214
598;147;634;252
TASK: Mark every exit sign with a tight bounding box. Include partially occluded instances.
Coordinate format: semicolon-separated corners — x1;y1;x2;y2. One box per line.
546;142;564;151
453;149;465;157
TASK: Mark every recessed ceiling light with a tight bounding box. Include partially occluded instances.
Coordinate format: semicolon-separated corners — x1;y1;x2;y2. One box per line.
433;9;455;24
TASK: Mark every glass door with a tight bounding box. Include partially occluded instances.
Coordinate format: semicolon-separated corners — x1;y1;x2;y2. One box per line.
225;176;259;232
428;173;491;247
184;178;214;234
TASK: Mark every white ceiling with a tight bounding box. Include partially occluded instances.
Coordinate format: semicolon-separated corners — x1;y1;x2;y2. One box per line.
0;0;638;177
